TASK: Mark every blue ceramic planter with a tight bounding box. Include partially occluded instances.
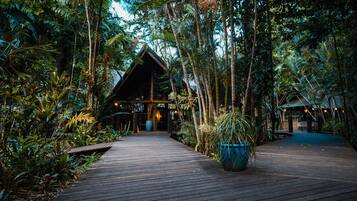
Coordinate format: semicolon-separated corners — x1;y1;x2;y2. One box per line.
145;120;153;131
219;144;250;171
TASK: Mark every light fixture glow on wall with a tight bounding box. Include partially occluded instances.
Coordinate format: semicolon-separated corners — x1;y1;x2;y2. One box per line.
156;111;161;120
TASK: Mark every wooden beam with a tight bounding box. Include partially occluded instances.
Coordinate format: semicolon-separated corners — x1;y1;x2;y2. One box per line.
150;72;154;100
147;51;167;70
148;72;154;120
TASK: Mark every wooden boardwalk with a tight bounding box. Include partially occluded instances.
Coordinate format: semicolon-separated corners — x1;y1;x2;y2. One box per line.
56;132;357;201
68;142;113;154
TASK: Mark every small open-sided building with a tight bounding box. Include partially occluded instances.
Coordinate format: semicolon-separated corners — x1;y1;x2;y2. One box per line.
101;45;172;132
279;96;343;132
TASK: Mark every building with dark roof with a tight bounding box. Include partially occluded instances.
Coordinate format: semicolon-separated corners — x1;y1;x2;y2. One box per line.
101;45;173;132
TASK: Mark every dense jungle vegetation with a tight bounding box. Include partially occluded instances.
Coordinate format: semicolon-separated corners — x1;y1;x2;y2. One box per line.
0;0;356;200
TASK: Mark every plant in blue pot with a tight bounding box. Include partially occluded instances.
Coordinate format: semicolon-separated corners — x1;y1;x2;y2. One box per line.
214;111;255;171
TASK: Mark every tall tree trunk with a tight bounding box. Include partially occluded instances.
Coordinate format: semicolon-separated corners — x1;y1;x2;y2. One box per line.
242;0;257;116
197;87;203;125
267;0;276;139
156;23;184;122
193;0;209;123
84;0;94;111
91;0;104;111
214;57;219;113
330;19;351;139
204;75;216;120
165;54;184;122
166;4;201;145
169;78;183;121
334;41;350;138
229;0;236;111
209;13;219;115
194;0;203;49
221;0;230;111
188;53;208;124
205;13;216;120
70;32;77;86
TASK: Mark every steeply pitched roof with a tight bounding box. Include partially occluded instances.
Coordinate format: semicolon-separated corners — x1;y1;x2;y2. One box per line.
98;45;168;118
110;45;167;96
280;96;343;109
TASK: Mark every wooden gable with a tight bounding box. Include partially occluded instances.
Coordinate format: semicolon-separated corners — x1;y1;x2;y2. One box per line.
112;46;169;101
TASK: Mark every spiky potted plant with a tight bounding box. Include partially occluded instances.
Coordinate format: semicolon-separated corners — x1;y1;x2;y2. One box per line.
215;111;255;171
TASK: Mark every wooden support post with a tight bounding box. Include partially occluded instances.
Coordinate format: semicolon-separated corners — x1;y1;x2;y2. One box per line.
133;113;138;133
147;72;154;121
150;72;154;100
147;103;152;120
288;115;293;133
165;103;169;131
307;115;312;132
317;115;322;132
168;110;172;134
152;106;157;131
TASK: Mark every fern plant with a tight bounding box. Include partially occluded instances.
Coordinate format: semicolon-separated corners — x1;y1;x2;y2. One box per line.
65;112;96;129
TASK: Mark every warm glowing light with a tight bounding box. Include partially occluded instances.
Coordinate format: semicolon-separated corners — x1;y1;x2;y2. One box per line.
114;102;119;107
156;111;161;120
304;108;308;113
324;109;327;113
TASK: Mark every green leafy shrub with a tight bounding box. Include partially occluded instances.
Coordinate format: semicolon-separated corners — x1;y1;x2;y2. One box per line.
0;135;77;198
0;73;74;139
214;112;255;145
65;122;131;147
177;121;197;147
64;112;131;147
96;126;120;143
199;123;217;155
67;123;98;147
0;135;104;200
96;124;131;143
75;153;101;175
322;119;344;134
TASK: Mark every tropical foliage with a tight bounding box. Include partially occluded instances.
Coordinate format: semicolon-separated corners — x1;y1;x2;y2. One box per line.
123;0;356;149
0;0;356;199
214;112;254;146
0;0;132;200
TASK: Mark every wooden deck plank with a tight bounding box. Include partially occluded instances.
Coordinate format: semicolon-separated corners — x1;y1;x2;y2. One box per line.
94;176;293;201
56;132;357;201
320;190;357;201
289;185;357;201
68;142;113;154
